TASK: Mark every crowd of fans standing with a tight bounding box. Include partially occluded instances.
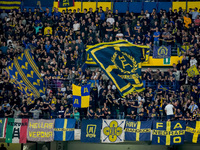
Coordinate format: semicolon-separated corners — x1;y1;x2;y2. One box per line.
0;6;200;127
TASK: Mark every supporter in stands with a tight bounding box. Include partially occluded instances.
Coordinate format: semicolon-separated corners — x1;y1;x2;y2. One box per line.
12;106;21;118
57;105;65;118
4;105;13;118
165;101;175;121
29;106;41;119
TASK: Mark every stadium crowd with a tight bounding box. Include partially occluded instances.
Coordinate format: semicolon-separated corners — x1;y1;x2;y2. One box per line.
0;5;200;127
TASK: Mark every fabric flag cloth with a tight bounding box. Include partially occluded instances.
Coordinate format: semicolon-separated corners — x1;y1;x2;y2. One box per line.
187;65;199;77
185;121;200;143
54;119;76;141
0;0;21;10
5;118;28;143
177;46;186;57
0;118;7;138
143;49;150;64
7;49;46;104
58;0;74;7
153;45;171;58
27;119;55;142
72;84;90;108
125;120;152;141
81;119;102;143
87;40;149;97
158;85;169;92
87;80;99;88
101;119;125;143
152;121;186;145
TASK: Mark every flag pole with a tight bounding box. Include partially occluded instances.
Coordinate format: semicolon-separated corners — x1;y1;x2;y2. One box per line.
87;107;89;114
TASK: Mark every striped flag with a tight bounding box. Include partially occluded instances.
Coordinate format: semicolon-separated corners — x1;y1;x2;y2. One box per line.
5;118;28;143
0;0;21;10
0;118;7;138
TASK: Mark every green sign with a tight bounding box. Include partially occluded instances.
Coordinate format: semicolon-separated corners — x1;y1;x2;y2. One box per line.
163;58;170;65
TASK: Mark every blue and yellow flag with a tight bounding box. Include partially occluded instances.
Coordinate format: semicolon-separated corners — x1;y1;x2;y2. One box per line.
87;80;99;88
125;120;152;141
177;46;186;57
7;49;45;103
152;121;186;145
0;0;21;10
54;119;76;141
158;85;170;92
81;119;102;143
86;40;149;97
185;121;200;143
153;45;171;59
187;65;199;77
143;49;150;64
10;79;35;105
72;84;90;108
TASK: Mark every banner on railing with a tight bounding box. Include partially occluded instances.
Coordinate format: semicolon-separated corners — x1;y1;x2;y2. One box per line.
81;119;102;143
153;45;171;59
27;119;55;142
185;121;200;143
152;121;186;145
101;119;125;143
0;118;7;138
5;118;28;143
54;119;76;141
1;119;200;145
125;120;152;141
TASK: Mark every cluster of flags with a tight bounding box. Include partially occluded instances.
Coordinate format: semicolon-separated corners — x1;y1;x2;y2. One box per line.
1;118;200;145
83;120;200;145
7;40;149;106
0;118;76;143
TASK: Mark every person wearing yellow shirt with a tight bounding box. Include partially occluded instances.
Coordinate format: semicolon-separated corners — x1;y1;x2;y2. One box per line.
183;13;192;28
44;23;52;35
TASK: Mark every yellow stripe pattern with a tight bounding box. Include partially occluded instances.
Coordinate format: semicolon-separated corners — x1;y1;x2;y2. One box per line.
0;1;21;10
166;121;171;145
14;59;40;97
63;119;68;141
1;1;21;4
25;50;43;81
192;121;200;143
136;121;141;141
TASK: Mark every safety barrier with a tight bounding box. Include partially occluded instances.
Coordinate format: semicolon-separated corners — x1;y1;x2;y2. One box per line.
113;2;172;13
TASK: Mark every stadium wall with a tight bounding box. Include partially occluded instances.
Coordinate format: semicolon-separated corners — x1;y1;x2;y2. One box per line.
50;1;200;13
49;141;200;150
53;1;111;12
21;1;200;13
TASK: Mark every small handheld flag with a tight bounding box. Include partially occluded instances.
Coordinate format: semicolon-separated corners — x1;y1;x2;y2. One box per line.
72;84;90;108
